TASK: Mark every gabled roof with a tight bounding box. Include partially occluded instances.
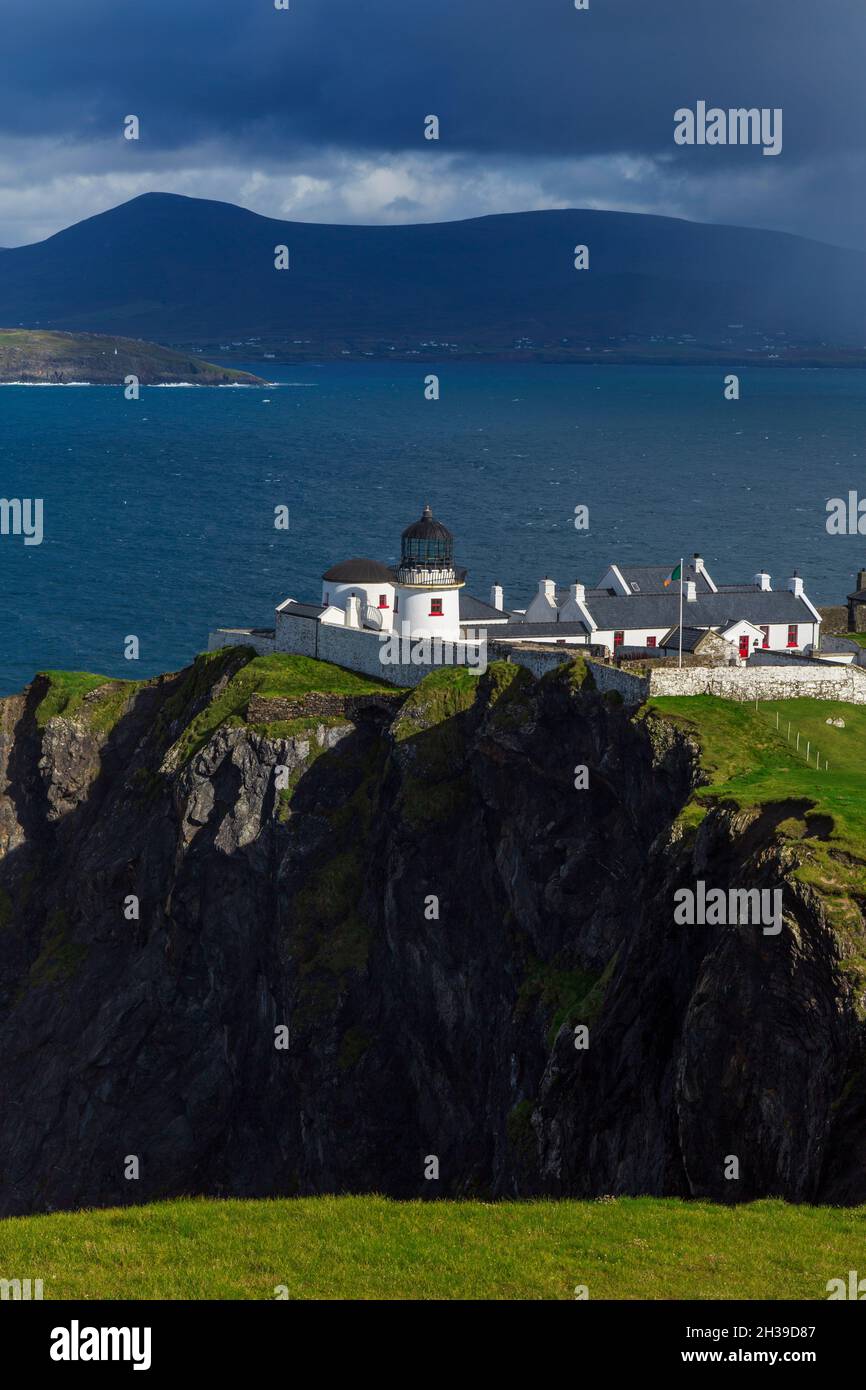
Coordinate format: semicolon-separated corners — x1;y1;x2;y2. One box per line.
580;588;814;631
602;562;713;594
847;589;866;603
278;600;326;620
659;626;718;652
459;593;510;621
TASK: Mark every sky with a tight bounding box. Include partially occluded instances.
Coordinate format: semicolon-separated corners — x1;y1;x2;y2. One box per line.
0;0;863;248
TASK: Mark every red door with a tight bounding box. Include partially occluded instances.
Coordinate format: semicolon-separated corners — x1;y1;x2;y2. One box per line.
739;634;750;659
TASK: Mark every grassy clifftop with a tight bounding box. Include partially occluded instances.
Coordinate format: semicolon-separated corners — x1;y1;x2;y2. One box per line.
0;328;264;384
649;695;866;941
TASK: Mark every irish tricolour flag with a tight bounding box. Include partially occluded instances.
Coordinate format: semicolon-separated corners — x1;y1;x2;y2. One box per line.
663;562;682;588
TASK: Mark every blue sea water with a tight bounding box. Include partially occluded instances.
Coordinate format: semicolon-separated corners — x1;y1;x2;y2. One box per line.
1;362;865;695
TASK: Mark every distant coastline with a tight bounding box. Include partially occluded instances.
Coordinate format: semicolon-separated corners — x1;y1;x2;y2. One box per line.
0;328;265;386
0;379;272;387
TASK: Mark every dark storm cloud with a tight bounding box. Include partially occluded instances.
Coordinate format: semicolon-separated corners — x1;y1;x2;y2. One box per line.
2;0;861;160
0;0;863;245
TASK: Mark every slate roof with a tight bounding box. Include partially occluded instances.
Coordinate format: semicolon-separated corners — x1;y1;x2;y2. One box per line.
554;586;616;601
278;601;327;620
459;593;510;621
499;620;591;638
580;588;812;631
659;626;716;652
604;562;713;594
847;589;866;603
322;558;395;583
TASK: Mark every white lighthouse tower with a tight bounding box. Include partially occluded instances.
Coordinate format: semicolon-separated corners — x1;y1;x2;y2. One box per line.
394;504;465;641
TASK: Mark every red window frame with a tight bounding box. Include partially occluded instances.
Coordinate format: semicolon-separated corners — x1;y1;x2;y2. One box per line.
378;593;389;609
761;625;769;648
613;630;624;648
787;624;798;647
646;635;657;648
430;598;443;617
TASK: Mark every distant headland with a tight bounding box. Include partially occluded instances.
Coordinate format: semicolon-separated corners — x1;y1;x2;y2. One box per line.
0;329;265;386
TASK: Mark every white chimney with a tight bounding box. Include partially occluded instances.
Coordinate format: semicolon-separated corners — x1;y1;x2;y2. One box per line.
693;552;705;575
787;571;804;598
490;583;504;611
685;580;697;602
539;577;556;601
754;570;771;591
345;594;362;628
570;582;586;602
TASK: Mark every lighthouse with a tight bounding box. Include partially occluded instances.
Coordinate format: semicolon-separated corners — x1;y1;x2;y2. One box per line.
394;504;465;641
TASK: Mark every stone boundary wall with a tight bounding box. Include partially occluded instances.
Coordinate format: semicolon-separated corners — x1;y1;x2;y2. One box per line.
488;642;580;681
488;642;608;681
208;628;276;657
212;620;866;707
247;691;405;723
822;635;866;666
648;663;866;702
818;605;848;635
276;613;488;688
585;660;650;703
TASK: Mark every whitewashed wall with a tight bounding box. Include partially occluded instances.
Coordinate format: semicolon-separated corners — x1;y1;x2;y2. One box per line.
649;663;866;702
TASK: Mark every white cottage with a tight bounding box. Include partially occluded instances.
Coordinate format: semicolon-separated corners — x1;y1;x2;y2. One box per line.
500;554;822;660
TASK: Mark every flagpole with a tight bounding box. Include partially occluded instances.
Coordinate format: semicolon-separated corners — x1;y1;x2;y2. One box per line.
678;557;684;669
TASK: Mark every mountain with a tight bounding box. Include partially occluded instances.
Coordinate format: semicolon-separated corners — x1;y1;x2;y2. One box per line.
0;328;264;385
1;193;865;359
0;648;864;1215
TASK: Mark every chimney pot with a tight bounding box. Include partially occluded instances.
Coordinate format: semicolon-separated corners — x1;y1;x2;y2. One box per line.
787;572;804;598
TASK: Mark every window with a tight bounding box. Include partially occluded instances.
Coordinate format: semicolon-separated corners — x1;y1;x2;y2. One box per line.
394;595;399;613
614;630;624;648
324;593;329;606
646;635;657;648
761;625;769;648
430;598;443;616
378;593;389;608
787;624;798;647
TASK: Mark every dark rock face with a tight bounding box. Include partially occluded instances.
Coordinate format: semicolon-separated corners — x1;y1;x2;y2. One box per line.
245;691;404;723
0;658;862;1216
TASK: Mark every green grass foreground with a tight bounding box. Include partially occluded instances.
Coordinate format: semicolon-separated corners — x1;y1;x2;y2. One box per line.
0;1195;864;1300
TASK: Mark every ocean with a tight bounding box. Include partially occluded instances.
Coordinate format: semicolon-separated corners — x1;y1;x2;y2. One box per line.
2;361;865;695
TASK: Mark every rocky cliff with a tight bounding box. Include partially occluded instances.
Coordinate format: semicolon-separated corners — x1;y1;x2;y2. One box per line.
0;648;864;1215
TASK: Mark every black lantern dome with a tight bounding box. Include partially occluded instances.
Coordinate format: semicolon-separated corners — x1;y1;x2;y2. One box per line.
400;504;454;568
